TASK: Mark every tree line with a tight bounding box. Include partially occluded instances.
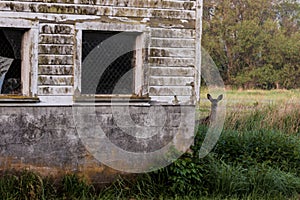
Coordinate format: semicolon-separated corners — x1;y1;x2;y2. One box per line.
202;0;300;89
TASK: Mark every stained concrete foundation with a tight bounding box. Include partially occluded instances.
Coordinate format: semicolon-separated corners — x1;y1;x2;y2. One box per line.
0;105;195;183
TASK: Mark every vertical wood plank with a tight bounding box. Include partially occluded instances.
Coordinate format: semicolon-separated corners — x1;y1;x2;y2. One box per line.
195;0;203;103
74;29;82;93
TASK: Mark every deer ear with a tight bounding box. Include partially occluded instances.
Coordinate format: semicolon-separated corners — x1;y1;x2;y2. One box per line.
217;94;223;101
207;94;213;101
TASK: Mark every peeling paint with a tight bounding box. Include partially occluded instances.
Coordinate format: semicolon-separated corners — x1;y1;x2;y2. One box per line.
41;24;74;34
39;35;74;44
38;65;73;75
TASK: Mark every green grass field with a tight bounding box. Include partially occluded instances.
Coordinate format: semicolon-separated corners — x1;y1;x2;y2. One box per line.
0;89;299;199
200;88;300;135
200;88;300;111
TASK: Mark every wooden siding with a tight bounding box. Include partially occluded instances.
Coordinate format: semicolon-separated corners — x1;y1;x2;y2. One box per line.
0;0;200;101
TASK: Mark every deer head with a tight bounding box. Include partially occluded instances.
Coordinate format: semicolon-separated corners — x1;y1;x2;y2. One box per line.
207;93;223;122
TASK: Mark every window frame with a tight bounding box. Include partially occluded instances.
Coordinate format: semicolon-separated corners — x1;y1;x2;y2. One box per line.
74;22;150;102
0;18;39;102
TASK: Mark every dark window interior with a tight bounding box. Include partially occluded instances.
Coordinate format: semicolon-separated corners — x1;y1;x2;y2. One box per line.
81;31;137;94
0;28;25;95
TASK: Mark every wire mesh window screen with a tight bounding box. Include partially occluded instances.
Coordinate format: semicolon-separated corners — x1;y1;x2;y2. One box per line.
0;28;25;95
81;31;138;94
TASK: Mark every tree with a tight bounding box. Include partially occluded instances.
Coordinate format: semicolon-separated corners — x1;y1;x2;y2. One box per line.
202;0;300;89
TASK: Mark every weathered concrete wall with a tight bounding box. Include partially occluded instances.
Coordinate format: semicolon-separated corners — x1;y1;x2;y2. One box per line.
0;0;199;102
0;105;194;181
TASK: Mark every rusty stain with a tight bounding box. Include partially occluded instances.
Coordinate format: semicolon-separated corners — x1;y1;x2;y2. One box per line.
0;155;120;184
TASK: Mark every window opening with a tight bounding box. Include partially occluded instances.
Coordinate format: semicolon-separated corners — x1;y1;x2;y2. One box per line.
81;31;137;95
0;28;25;95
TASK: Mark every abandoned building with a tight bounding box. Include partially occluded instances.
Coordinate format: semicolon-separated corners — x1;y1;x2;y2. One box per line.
0;0;202;181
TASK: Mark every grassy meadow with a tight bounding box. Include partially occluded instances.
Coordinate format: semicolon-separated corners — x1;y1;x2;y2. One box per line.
0;89;299;199
200;88;300;135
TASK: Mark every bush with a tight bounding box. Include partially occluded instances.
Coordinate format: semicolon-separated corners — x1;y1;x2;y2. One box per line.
151;153;212;197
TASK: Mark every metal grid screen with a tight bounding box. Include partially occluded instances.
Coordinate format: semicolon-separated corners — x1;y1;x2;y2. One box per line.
81;31;137;94
0;28;24;95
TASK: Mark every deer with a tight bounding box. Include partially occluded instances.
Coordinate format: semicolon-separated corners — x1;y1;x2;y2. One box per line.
186;94;223;154
198;93;223;126
186;94;223;155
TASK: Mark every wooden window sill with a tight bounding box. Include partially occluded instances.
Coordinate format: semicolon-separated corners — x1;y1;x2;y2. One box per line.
74;94;151;103
0;95;40;103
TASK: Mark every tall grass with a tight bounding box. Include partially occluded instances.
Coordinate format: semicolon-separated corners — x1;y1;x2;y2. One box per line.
0;171;95;200
0;170;56;200
225;103;300;135
200;88;300;135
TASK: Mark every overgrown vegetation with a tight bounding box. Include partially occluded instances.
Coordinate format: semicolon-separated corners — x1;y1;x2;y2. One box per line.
98;123;300;199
